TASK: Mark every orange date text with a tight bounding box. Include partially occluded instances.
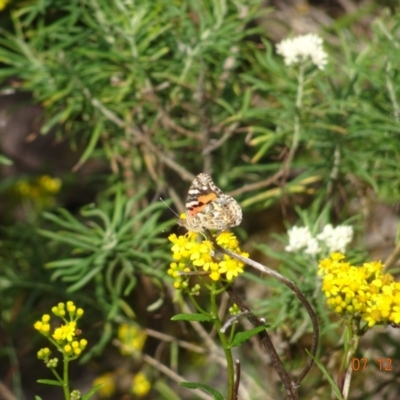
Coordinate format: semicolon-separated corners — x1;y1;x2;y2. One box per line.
351;357;392;371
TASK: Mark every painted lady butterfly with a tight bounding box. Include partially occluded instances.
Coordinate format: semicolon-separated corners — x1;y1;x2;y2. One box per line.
179;173;242;232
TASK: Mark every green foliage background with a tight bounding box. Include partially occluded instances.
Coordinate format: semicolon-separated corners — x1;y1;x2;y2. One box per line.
1;0;400;399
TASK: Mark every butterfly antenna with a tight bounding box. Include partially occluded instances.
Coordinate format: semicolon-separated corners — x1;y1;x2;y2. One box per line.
159;197;180;218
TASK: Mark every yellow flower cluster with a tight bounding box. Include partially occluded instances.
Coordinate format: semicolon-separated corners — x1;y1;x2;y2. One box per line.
14;175;62;208
34;301;87;360
118;324;147;356
0;0;10;11
15;175;61;197
168;231;248;289
34;314;51;336
92;371;151;398
319;253;400;327
53;321;77;342
37;347;52;360
64;339;87;357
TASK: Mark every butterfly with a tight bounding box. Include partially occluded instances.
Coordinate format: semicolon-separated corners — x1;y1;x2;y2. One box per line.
179;173;242;232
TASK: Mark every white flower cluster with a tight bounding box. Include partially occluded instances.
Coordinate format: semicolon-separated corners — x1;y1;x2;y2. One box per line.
285;224;353;256
276;33;328;70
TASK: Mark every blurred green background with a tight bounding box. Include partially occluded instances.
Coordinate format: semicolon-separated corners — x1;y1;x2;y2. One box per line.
1;0;400;399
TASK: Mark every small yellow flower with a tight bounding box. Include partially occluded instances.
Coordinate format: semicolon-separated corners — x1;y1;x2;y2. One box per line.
14;181;30;196
64;344;72;354
34;321;43;331
52;302;67;317
52;321;76;342
93;372;115;398
42;314;50;323
229;303;240;315
34;319;51;336
67;301;76;313
131;372;151;397
38;175;62;194
331;252;345;261
219;258;244;281
390;306;400;324
0;0;10;12
118;324;147;355
209;271;221;281
37;348;51;360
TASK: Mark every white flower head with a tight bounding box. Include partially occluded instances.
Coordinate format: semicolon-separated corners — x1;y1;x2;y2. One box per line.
304;238;321;256
285;226;313;253
316;224;354;253
276;33;328;70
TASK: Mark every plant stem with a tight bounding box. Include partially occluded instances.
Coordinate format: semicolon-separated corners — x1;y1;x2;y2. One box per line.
341;318;360;399
63;357;70;400
210;290;235;400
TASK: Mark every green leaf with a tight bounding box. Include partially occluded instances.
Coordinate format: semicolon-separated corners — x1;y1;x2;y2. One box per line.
66;265;103;292
73;120;103;170
37;379;63;386
171;313;213;322
0;154;13;165
146;297;164;312
45;258;86;268
240;88;252;114
42;209;92;233
38;229;99;251
180;382;224;400
305;350;344;400
81;384;103;400
40;108;69;135
230;325;269;348
110;187;124;230
153;380;181;400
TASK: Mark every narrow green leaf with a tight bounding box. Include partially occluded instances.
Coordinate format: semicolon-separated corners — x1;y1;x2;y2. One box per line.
215;97;235;114
45;258;85;268
110;187;124;230
80;207;111;232
66;265;103;292
81;384;103;400
240;88;252;114
171;313;213;322
40;109;68;135
180;382;224;400
73;120;103;170
230;325;269;348
147;297;164;312
153;380;181;400
41;210;92;233
0;154;13;165
37;379;63;386
306;350;344;400
38;229;99;251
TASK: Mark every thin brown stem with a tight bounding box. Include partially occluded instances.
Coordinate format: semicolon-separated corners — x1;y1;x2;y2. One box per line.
91;98;195;182
234;359;241;400
207;231;319;388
